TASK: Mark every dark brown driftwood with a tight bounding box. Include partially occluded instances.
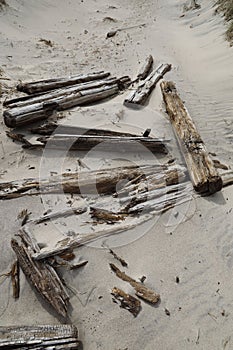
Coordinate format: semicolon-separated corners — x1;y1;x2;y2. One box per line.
11;260;20;299
11;234;69;318
30;122;140;137
137;55;153;80
0;164;184;199
160;81;223;194
36;134;168;153
0;325;79;349
110;263;160;304
111;287;141;317
17;71;110;94
4;83;121;128
5;76;130;109
109;249;128;267
124;63;171;106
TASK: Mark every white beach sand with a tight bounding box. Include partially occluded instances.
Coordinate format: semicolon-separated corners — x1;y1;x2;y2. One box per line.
0;0;233;349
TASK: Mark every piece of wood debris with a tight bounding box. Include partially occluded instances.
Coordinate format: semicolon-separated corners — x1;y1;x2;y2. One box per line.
160;81;223;194
109;249;128;267
110;263;160;304
17;71;111;94
213;159;228;170
124;63;171;106
137;55;153;80
17;209;31;226
165;308;170;316
35;134;169;154
11;234;70;318
90;207;127;224
39;38;53;47
0;163;184;200
11;260;20;299
0;324;79;349
69;260;88;270
111;287;141;317
106;23;146;38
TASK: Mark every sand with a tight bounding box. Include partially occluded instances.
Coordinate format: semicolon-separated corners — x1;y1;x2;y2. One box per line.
0;0;233;349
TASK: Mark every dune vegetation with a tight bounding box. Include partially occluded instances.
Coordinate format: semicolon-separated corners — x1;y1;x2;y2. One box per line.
216;0;233;43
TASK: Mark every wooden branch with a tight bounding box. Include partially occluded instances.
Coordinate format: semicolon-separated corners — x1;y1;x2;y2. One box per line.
17;71;111;94
11;260;20;299
110;263;160;304
124;63;171;106
160;81;223;194
0;325;79;349
11;235;70;318
4;84;120;128
137;55;153;80
36;134;168;153
111;287;141;317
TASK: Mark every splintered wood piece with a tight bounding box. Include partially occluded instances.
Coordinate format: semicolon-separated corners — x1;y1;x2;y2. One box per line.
125;63;171;106
11;260;20;299
111;287;141;317
109;249;128;267
17;71;111;94
90;208;127;223
160;81;223;194
4;84;121;128
110;263;160;304
11;235;69;318
36;134;168;153
0;324;79;349
137;55;153;80
30;122;139;137
0;163;185;200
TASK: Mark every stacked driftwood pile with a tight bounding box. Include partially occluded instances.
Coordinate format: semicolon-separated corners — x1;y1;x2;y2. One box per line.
0;56;228;346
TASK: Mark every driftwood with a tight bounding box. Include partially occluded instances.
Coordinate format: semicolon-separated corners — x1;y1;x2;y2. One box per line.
111;287;141;317
109;249;128;267
160;81;223;194
30;122;141;137
17;71;110;94
90;208;127;223
36;134;168;153
124;63;171;106
0;164;185;199
11;234;69;318
137;55;153;80
5;76;130;109
0;325;79;349
110;263;160;304
4;83;122;128
11;260;20;299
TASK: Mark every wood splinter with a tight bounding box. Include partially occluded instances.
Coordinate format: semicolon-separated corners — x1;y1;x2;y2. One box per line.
160;81;223;194
111;287;141;317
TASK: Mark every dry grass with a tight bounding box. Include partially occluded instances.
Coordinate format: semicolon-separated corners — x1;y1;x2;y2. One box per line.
216;0;233;43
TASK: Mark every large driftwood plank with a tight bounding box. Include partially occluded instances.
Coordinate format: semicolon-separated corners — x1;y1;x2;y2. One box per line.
17;71;111;94
0;325;79;349
4;84;120;128
11;235;69;318
37;134;168;153
124;63;171;106
160;81;223;194
0;164;185;199
4;76;130;109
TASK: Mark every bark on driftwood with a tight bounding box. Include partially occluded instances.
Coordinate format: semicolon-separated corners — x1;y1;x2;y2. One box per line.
0;325;79;349
37;134;168;153
17;71;110;94
110;263;160;304
160;81;222;194
0;163;185;199
111;287;141;317
124;63;171;106
11;234;69;318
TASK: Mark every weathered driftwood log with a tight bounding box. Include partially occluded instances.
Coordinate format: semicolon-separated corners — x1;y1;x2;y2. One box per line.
11;234;70;318
160;81;223;194
111;287;141;317
124;63;171;106
110;263;160;304
17;71;111;94
137;55;153;80
4;83;122;128
30;122;140;137
37;134;168;153
5;76;130;109
0;325;79;349
0;164;184;199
